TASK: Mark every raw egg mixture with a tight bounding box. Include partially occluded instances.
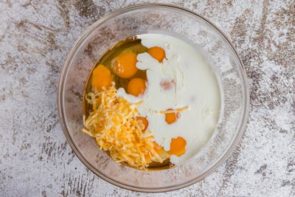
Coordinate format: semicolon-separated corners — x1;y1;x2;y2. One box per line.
83;33;221;170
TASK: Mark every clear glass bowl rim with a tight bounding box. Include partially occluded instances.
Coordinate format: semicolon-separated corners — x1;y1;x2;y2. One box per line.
57;3;250;193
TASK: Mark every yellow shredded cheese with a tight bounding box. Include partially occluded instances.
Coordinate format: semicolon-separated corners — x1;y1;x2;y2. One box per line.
83;84;169;169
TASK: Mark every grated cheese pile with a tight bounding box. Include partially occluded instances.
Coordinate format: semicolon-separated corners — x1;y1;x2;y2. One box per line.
83;84;169;169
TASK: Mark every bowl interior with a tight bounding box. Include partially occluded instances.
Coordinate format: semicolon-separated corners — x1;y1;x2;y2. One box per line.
58;4;249;192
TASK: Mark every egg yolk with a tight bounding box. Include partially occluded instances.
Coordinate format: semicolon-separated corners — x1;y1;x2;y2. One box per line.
165;110;179;124
91;65;112;90
148;46;166;62
112;51;138;78
127;78;146;96
169;137;186;156
136;116;148;131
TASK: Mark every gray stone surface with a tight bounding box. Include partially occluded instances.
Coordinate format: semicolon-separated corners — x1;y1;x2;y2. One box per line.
0;0;294;196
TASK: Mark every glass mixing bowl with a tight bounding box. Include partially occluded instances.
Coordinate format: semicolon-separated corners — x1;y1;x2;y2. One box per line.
58;4;249;192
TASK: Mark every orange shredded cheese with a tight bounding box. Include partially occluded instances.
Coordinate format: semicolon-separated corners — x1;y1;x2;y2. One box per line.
83;84;169;169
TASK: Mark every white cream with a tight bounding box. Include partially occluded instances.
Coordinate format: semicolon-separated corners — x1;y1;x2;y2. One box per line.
118;33;221;164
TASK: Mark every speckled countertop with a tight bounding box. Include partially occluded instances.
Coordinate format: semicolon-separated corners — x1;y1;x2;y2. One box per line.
0;0;294;196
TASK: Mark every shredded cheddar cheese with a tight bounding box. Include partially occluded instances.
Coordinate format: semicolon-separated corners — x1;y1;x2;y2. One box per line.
83;84;169;169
